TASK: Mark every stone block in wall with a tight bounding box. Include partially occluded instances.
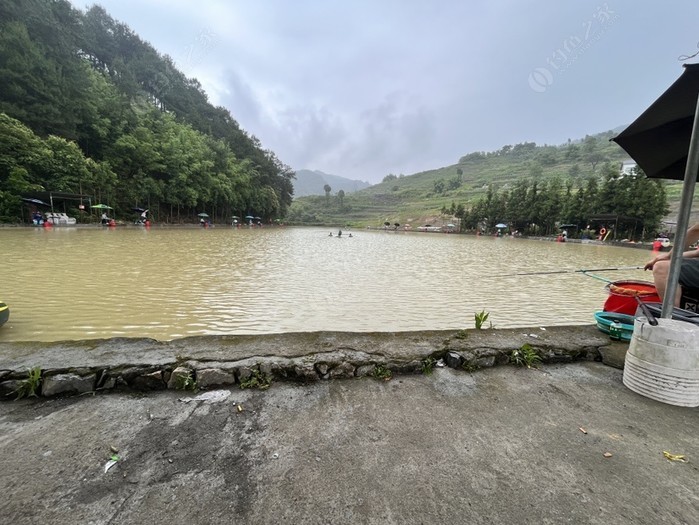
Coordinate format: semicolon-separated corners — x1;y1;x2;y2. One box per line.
293;365;319;382
42;373;96;397
259;362;273;378
197;368;235;388
475;356;496;368
0;379;23;399
130;370;165;391
167;366;193;390
98;377;117;390
444;351;464;369
330;362;355;379
391;360;422;374
236;366;253;382
355;365;375;377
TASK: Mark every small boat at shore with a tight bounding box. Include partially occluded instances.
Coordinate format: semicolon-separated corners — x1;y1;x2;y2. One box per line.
0;301;9;328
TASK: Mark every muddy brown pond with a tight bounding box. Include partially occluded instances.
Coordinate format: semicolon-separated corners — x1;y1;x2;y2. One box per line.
0;226;652;342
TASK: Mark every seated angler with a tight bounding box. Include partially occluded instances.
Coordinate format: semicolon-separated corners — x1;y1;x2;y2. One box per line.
645;223;699;306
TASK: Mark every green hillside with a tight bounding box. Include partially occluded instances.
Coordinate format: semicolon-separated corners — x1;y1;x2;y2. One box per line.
289;131;696;238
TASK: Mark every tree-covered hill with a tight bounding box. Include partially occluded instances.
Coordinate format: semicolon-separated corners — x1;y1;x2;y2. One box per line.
0;0;293;224
288;131;690;241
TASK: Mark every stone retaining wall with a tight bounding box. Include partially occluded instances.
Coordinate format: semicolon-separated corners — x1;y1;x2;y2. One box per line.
0;325;617;399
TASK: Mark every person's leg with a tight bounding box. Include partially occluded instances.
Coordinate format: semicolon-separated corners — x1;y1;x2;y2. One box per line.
678;258;699;305
653;259;682;306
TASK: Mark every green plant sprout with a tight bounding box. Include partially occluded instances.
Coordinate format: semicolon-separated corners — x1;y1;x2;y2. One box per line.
510;344;542;368
462;361;480;373
175;370;197;391
421;356;437;375
13;367;42;400
371;364;392;380
239;369;271;390
474;310;491;330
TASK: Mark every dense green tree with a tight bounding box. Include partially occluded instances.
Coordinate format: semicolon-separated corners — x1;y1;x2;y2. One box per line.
458;169;667;240
0;0;295;224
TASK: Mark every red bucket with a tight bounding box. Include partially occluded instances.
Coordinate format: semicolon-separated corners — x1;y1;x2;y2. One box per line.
603;280;661;315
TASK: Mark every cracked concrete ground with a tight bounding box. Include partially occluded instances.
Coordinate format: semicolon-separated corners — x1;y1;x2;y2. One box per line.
1;361;697;525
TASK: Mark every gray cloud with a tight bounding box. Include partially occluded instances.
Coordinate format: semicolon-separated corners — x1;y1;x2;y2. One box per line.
70;0;699;182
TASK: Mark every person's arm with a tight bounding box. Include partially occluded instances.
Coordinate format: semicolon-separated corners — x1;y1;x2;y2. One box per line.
645;223;699;269
685;223;699;250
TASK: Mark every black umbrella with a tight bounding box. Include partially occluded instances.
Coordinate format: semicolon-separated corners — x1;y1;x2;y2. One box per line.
612;62;699;317
613;63;699;181
133;207;145;213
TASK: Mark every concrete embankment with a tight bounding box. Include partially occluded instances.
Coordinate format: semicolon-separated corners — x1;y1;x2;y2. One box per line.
0;326;620;398
0;327;697;525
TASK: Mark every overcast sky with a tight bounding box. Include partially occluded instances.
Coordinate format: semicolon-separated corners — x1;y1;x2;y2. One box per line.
70;0;699;183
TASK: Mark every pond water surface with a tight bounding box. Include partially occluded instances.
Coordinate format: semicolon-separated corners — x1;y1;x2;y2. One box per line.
0;226;654;342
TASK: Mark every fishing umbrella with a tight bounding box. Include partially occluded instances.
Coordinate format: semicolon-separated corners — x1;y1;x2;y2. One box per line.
133;207;145;213
613;63;699;181
91;204;113;209
197;213;209;218
232;215;240;219
612;63;699;317
245;215;254;219
495;223;507;229
21;197;50;206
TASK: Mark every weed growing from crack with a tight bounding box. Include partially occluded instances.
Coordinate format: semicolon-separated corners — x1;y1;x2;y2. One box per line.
239;369;271;390
174;370;198;392
421;356;437;375
13;367;42;400
371;364;392;381
510;344;542;369
462;361;480;373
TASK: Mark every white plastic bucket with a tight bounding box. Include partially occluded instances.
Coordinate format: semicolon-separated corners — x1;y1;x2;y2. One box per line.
623;317;699;407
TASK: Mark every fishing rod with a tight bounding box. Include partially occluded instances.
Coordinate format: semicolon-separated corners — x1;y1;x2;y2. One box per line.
501;265;645;277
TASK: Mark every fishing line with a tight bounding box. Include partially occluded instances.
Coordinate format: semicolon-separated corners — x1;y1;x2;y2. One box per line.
500;265;644;277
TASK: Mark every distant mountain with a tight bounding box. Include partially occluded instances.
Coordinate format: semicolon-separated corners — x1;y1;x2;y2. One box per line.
293;169;372;197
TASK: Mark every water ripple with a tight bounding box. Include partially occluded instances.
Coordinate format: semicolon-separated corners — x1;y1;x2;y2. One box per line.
0;227;651;341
